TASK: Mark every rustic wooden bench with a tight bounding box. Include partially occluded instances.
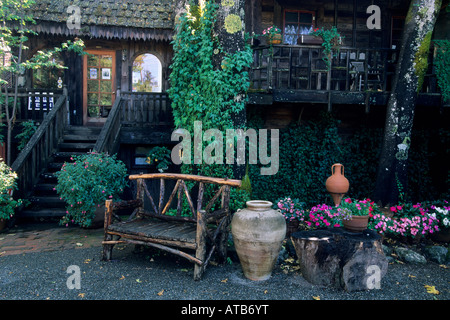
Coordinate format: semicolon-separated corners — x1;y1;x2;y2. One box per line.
102;173;241;280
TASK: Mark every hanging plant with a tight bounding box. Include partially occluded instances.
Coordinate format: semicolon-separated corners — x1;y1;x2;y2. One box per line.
309;26;342;70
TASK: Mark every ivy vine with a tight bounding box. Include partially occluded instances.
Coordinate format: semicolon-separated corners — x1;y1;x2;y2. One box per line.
168;0;253;212
434;39;450;103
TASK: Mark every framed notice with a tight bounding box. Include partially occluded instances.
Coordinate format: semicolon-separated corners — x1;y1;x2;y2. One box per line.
102;68;111;80
89;68;98;79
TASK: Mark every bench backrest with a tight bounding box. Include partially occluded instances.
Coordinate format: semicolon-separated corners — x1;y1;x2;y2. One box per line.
129;173;242;222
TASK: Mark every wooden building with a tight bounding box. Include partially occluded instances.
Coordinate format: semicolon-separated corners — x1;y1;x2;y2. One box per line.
7;0;449;218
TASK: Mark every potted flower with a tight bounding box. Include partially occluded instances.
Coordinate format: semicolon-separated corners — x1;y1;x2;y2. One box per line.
55;152;128;228
275;197;306;236
146;146;172;173
0;160;23;231
262;25;282;45
306;203;343;229
309;26;342;70
339;198;372;233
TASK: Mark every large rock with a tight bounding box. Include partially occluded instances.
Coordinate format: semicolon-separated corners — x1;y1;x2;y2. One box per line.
394;247;427;264
291;228;388;292
423;246;448;264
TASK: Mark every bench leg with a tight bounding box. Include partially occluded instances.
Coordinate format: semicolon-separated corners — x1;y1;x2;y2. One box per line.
216;216;231;264
194;210;207;280
102;234;114;261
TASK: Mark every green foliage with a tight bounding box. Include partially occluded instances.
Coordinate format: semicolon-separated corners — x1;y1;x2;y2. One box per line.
0;160;23;220
146;146;171;172
247;110;448;207
434;39;450;103
168;0;253;212
55;152;128;228
15;120;37;151
309;26;342;70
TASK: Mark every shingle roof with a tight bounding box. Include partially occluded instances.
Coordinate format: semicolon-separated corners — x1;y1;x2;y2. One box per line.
28;0;176;41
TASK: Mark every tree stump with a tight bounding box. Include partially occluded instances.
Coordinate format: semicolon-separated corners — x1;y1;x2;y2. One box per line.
291;228;388;292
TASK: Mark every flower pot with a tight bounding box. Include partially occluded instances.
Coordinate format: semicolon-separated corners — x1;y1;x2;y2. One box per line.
268;34;282;45
0;219;6;232
325;163;349;206
84;204;106;229
231;200;286;281
343;215;369;233
298;35;323;45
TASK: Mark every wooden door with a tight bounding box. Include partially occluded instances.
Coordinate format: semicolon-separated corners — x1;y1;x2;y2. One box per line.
83;50;116;125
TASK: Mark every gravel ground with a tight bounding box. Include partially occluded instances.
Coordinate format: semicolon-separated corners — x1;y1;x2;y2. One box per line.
0;243;448;305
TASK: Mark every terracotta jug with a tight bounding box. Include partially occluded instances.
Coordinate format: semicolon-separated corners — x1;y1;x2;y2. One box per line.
231;200;286;281
325;163;349;206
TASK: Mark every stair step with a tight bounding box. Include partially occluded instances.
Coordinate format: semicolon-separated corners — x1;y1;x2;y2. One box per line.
29;196;66;208
47;162;65;172
52;151;86;162
19;207;67;218
58;142;95;151
33;183;57;193
64;126;102;135
62;134;99;142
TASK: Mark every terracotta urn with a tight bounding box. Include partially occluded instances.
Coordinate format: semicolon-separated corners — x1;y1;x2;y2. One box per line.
231;200;286;281
325;163;350;206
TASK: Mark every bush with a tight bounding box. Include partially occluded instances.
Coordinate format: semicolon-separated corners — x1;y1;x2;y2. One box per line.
55;152;128;227
0;160;23;221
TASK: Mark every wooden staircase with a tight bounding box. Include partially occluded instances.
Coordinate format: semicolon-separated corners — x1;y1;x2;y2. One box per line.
20;126;102;218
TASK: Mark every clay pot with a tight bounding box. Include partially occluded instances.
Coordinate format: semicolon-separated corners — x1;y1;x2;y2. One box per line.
231;200;286;281
343;215;369;233
325;163;350;206
268;33;282;45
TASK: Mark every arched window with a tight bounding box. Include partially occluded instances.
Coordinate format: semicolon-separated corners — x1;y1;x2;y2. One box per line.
32;51;65;89
132;53;162;92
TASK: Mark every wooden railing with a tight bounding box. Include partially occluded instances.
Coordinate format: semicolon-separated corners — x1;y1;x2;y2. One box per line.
11;88;68;198
251;45;400;92
15;89;64;121
95;91;173;154
119;92;172;127
93;92;122;155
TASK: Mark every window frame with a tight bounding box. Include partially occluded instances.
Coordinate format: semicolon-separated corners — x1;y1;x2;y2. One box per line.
283;9;316;45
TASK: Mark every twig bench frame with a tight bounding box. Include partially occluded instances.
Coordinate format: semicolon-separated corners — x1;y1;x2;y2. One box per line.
102;173;241;280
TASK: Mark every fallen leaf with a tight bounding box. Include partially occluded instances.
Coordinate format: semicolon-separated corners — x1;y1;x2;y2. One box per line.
439;264;448;269
408;274;416;278
84;259;91;264
284;257;295;264
76;243;83;247
264;290;268;294
424;285;439;295
180;268;189;272
136;279;142;283
312;296;320;300
157;289;164;296
78;293;85;298
119;275;125;280
221;278;228;283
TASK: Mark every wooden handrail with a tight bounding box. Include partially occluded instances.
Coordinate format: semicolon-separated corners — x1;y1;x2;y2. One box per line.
11;90;68;198
93;94;122;154
129;173;242;188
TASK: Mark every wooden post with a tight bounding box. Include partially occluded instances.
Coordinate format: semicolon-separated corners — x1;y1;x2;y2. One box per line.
102;199;114;261
194;209;207;281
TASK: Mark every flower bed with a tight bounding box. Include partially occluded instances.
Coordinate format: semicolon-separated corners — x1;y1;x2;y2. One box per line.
275;196;448;244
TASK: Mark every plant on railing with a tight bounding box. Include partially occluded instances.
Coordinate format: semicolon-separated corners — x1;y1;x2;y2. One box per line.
434;39;450;103
0;159;24;222
262;25;282;45
309;26;342;70
55;152;128;228
146;146;171;173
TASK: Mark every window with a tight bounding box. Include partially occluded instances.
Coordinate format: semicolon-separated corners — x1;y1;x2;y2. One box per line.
132;53;162;92
283;10;315;45
32;51;65;89
391;16;405;49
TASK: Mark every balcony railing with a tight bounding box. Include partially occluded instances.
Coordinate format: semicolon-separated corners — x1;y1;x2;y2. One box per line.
250;44;439;96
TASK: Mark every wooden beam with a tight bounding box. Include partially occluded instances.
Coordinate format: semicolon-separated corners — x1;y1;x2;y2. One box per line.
128;173;241;188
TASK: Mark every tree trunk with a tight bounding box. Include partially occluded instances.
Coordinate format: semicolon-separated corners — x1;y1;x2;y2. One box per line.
373;0;442;205
214;0;247;178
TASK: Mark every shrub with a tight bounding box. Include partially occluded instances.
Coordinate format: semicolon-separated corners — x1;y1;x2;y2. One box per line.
55;152;128;228
0;160;23;221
